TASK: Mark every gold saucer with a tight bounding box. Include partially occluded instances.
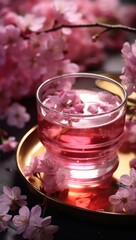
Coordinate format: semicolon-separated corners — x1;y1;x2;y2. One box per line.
16;125;136;226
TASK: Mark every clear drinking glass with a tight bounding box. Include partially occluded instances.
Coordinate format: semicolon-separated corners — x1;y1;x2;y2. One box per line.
36;73;127;188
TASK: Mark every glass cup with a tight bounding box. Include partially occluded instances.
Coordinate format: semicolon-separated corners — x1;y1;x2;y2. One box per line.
36;73;127;188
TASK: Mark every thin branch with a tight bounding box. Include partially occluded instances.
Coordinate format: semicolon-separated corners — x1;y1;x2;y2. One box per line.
20;22;136;40
45;22;136;34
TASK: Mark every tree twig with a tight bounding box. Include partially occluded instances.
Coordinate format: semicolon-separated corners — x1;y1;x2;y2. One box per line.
45;22;136;34
20;22;136;40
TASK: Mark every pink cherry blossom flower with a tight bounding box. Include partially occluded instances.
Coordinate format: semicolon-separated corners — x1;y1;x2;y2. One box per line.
23;155;41;178
45;90;84;114
18;14;46;32
38;152;69;195
119;168;136;188
54;0;82;32
13;205;58;239
0;186;27;210
5;102;30;128
25;151;58;175
109;188;136;214
8;71;33;100
59;90;84;114
59;90;81;107
87;103;114;115
0;203;12;232
99;92;121;105
31;1;55;30
0;136;18;152
120;40;136;95
12;205;30;235
63;104;84;114
39;152;60;175
17;47;47;80
42;167;69;195
25;217;59;240
28;32;48;53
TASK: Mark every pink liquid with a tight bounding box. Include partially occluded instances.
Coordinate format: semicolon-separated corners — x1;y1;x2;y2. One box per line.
37;90;126;186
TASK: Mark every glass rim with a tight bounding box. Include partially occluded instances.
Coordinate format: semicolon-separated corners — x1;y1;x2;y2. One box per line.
36;72;127;118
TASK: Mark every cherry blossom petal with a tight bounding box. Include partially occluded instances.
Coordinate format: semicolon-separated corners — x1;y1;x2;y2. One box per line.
109;188;136;213
0;203;12;232
23;156;41;177
0;186;27;210
0;136;18;152
6;102;30;128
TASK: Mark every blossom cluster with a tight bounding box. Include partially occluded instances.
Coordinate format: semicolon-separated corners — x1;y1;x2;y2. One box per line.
24;151;69;195
120;40;136;95
44;87;120;116
0;186;58;239
0;0;135;118
109;167;136;214
0;0;136;149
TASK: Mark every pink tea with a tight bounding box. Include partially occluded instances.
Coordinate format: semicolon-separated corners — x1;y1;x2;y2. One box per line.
36;73;127;187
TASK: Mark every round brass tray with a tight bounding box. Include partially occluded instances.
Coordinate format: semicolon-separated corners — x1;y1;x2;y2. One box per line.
16;126;136;226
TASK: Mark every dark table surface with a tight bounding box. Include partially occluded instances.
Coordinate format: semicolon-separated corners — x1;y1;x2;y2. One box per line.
0;55;136;240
